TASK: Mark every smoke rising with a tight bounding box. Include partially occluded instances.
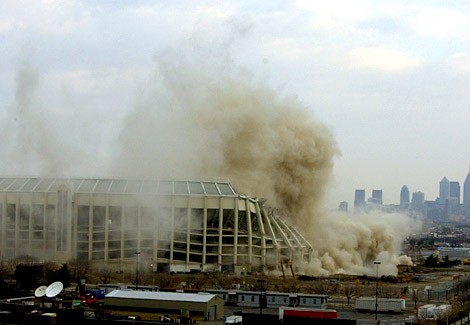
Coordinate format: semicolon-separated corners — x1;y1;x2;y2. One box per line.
112;47;420;276
2;60;76;177
2;42;420;276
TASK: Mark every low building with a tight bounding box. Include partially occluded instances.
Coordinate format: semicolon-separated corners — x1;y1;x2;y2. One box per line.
103;290;224;321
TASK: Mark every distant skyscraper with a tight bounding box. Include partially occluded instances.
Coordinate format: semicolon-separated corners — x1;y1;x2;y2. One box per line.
354;189;366;211
411;191;425;211
449;181;460;205
464;167;470;208
400;185;410;209
369;189;383;205
439;176;450;205
338;201;348;212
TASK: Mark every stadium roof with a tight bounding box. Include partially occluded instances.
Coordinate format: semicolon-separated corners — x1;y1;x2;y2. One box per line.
0;177;238;196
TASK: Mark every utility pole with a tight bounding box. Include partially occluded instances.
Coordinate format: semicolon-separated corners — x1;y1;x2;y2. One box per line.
374;261;381;324
135;251;141;290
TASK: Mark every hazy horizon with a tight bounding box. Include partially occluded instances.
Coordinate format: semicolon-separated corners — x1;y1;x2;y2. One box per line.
1;1;468;210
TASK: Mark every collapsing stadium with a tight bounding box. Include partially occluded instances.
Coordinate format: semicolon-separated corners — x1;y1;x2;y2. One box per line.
0;177;312;274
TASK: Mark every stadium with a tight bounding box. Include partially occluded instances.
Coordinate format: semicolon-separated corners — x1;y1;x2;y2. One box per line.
0;177;312;274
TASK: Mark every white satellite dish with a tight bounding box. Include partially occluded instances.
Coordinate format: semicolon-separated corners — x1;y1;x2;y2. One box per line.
34;285;48;298
45;281;63;298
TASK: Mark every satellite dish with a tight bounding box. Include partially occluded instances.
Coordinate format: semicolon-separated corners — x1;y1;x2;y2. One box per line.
45;281;63;298
35;285;48;298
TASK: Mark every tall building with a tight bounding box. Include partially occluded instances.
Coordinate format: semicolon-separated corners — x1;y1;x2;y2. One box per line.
0;177;312;274
464;167;470;208
338;201;348;212
439;177;450;205
411;191;425;211
369;189;383;205
400;185;410;209
354;189;366;211
449;181;460;205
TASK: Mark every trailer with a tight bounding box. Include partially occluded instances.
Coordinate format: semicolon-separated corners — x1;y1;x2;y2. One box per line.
355;297;405;313
434;305;451;319
279;307;338;321
418;304;436;319
225;315;243;324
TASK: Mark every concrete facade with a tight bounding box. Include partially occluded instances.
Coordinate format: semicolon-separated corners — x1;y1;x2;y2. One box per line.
0;177;312;274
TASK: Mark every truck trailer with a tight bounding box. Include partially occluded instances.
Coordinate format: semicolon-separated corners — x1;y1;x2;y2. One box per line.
279;307;338;321
355;297;405;313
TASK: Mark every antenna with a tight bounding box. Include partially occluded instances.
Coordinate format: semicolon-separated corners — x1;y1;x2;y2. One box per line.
45;281;63;298
34;285;48;298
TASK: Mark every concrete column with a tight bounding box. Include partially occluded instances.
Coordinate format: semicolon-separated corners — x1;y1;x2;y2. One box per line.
246;198;252;267
233;197;239;266
218;200;223;266
202;198;207;267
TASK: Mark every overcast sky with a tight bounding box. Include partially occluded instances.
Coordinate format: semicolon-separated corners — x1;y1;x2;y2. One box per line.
1;0;469;209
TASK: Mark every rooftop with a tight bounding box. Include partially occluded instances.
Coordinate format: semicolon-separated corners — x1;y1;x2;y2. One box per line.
105;290;218;303
0;177;238;196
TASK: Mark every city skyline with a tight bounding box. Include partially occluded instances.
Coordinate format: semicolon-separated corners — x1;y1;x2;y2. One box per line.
347;166;470;208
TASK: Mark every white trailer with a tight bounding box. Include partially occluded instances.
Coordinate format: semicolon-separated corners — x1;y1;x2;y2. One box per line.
418;304;436;319
355;297;405;313
225;315;242;324
434;305;451;319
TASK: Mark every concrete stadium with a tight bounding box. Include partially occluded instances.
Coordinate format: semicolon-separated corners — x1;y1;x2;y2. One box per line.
0;177;312;274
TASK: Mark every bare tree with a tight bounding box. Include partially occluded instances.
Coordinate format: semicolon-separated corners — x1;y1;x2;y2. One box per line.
0;259;12;279
68;258;89;283
96;267;115;284
310;280;335;295
343;285;356;306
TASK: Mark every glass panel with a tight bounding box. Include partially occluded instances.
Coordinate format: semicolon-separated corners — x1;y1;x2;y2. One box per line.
125;180;142;193
141;180;158;193
8;178;28;191
35;179;55;191
188;182;204;194
0;179;15;190
217;183;234;195
109;180;127;193
203;182;219;195
174;181;188;194
158;181;172;194
32;204;44;230
93;206;106;229
78;179;97;192
94;180;112;192
22;178;40;191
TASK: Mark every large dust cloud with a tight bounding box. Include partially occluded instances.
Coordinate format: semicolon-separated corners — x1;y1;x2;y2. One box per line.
1;43;420;276
111;47;420;276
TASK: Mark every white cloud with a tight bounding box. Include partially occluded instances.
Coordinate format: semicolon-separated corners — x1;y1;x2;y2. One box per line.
448;53;470;73
350;46;422;71
0;18;20;33
295;0;374;31
268;38;322;60
0;1;88;36
407;7;470;39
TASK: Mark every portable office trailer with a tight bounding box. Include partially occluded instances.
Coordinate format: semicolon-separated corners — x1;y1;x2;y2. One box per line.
236;291;262;308
296;293;328;309
265;292;291;308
